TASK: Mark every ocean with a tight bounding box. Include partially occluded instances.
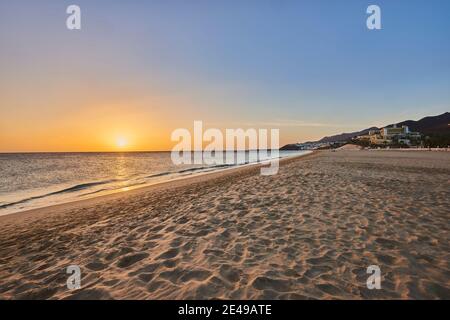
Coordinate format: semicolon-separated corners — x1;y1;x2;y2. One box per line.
0;150;309;215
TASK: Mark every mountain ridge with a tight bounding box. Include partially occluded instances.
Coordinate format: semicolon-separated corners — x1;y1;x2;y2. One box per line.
282;112;449;148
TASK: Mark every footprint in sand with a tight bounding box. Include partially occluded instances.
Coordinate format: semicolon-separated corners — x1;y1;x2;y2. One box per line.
251;276;292;292
156;248;179;260
65;288;112;300
86;262;107;271
128;262;160;276
160;268;212;284
160;268;185;283
116;253;149;268
316;283;343;296
219;264;241;283
16;287;57;300
179;269;212;282
138;273;155;283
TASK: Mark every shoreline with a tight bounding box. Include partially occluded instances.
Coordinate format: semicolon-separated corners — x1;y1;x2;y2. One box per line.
0;151;315;224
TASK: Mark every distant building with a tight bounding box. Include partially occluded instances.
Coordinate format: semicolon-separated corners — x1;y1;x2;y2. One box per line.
356;125;421;146
381;124;409;137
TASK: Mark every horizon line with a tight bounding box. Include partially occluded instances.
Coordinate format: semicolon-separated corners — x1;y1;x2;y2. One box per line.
0;149;286;154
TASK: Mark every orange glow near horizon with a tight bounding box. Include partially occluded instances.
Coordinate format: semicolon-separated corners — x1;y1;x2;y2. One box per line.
0;93;193;152
0;114;346;153
0;93;347;152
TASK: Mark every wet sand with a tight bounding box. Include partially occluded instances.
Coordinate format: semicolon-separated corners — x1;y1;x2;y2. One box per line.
0;150;449;299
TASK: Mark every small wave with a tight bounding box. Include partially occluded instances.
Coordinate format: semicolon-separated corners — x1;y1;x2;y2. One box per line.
77;180;149;197
0;179;118;209
143;163;235;179
177;163;235;174
50;180;118;195
144;172;172;179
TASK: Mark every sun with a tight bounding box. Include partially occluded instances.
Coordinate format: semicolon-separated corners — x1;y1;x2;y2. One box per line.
116;137;128;148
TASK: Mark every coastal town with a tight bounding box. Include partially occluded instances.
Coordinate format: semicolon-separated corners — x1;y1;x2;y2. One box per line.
355;125;421;147
281;112;450;150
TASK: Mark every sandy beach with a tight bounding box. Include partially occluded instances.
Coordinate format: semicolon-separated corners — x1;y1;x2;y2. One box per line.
0;150;449;300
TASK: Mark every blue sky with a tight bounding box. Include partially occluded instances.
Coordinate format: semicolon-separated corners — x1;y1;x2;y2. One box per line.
0;0;449;150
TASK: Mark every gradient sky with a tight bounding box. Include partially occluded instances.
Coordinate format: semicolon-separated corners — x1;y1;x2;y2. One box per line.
1;0;449;151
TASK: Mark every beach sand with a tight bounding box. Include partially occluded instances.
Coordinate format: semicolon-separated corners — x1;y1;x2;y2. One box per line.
0;150;449;300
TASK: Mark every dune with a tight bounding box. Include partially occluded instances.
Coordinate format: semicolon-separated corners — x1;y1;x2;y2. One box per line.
336;144;362;150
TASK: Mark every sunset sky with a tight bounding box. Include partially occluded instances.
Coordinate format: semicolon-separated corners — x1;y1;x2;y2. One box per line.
1;0;449;152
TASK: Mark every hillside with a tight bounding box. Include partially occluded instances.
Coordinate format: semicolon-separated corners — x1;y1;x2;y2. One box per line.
319;112;450;143
280;112;450;149
317;127;378;143
392;112;450;135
